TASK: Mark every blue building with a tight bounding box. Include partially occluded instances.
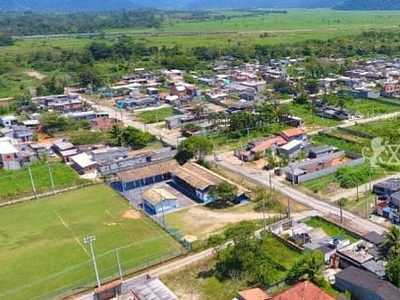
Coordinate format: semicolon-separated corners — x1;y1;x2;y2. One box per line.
143;188;178;215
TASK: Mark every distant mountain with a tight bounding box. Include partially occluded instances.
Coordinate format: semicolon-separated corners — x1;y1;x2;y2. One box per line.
0;0;336;11
334;0;400;10
0;0;396;11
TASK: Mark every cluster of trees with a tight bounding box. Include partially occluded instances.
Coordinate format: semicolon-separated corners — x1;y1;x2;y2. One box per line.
39;115;154;149
207;221;328;288
39;112;91;135
175;135;213;164
0;10;162;36
0;32;13;46
108;124;155;149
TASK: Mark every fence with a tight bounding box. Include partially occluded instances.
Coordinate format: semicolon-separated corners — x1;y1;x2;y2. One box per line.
19;247;185;300
295;151;365;184
336;126;376;139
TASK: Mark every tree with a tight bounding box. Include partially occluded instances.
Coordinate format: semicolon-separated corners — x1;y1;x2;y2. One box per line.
224;220;256;245
209;181;238;208
293;92;309;105
305;79;319;94
108;124;124;146
39;112;69;135
337;197;348;224
381;225;400;259
121;126;153;149
207;234;225;258
386;257;400;287
287;251;326;286
175;135;213;164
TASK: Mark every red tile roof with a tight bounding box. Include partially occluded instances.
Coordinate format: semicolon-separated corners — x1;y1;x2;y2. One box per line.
281;127;305;138
272;281;335;300
238;288;271;300
251;136;287;153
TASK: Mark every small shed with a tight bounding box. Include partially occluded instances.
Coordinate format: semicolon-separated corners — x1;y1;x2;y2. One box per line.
143;188;178;215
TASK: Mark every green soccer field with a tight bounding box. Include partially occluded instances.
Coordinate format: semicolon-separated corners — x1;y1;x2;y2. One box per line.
0;184;183;300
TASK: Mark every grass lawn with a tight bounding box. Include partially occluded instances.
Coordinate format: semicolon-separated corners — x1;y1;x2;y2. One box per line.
303;216;358;243
0;162;87;202
0;184;182;300
282;103;342;128
311;134;365;154
346;99;400;116
136;107;175;123
300;173;339;195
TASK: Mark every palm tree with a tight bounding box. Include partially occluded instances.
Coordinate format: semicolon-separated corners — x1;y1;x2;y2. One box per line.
108;123;124;147
337;197;348;224
287;251;325;286
381;225;400;259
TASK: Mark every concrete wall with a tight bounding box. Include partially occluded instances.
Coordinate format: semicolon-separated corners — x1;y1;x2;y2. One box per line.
296;155;365;183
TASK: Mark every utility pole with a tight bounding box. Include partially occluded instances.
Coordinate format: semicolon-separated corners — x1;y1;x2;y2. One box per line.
48;163;55;194
290;163;295;186
269;170;272;196
287;196;291;219
83;236;101;287
262;199;267;230
28;167;37;198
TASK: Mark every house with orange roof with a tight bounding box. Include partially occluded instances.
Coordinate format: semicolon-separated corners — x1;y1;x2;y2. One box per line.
281;128;307;143
272;281;336;300
249;136;287;160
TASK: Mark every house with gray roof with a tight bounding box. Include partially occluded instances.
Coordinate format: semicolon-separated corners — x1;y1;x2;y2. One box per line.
335;266;400;300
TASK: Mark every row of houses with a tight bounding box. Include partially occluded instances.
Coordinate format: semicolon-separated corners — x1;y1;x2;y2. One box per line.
234;127;307;162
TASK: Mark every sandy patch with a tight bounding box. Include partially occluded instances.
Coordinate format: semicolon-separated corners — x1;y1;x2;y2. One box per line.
182;207;267;236
122;209;142;219
24;70;46;80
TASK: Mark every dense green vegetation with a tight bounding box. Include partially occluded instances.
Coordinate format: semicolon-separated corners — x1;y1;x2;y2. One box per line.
209;221;302;287
0;10;162;36
0;185;182;300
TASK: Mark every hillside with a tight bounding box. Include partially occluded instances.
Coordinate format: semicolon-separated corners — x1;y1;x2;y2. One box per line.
0;0;336;11
334;0;400;10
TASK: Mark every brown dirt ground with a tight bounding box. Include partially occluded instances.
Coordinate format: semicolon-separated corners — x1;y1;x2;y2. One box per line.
122;209;142;219
24;70;46;80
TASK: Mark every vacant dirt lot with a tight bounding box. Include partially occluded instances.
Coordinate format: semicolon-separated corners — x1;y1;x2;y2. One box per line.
24;70;46;80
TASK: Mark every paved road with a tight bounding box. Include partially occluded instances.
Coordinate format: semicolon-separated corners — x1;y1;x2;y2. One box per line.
216;160;386;234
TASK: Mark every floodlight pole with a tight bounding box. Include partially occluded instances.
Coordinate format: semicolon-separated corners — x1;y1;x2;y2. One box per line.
84;236;101;287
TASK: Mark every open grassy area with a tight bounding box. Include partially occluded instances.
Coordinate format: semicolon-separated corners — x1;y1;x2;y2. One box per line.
0;162;87;202
303;216;358;243
283;103;342;128
0;184;183;300
136;106;175;123
162;258;243;300
163;231;302;299
311;133;366;153
346;99;400;116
